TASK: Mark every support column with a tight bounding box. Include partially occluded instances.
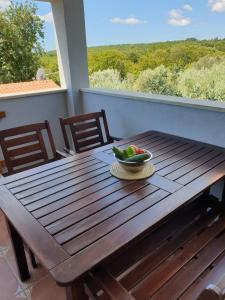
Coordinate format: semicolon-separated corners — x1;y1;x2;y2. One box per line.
51;0;89;115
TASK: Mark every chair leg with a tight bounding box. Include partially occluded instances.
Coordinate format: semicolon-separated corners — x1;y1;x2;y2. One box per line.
66;278;89;300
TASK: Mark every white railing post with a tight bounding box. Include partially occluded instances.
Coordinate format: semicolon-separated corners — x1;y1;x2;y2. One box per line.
51;0;89;115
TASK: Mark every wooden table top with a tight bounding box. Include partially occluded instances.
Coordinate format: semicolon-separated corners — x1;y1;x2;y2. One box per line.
1;130;225;286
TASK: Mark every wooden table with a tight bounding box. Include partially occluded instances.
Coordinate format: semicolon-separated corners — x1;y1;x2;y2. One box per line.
1;130;225;300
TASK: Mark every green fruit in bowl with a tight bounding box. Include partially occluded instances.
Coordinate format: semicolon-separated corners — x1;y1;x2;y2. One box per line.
112;145;151;162
125;153;150;163
112;145;152;173
112;146;136;160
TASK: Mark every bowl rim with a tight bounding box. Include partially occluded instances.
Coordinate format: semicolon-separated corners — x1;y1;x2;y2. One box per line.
116;150;153;165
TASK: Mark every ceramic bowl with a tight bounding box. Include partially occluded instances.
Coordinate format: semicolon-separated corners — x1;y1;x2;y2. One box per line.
116;150;152;173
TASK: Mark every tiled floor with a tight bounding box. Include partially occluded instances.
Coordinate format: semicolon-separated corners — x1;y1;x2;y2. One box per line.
0;210;67;300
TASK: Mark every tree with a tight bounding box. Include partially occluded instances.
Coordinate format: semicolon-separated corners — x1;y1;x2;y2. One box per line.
90;69;124;89
192;55;225;70
134;65;180;96
89;69;135;91
177;61;225;101
40;53;60;85
0;1;44;83
88;49;133;78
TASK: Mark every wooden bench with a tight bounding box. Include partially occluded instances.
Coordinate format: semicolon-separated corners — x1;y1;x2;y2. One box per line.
85;196;225;300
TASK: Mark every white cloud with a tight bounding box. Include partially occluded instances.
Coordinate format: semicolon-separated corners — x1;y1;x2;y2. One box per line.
209;0;225;12
183;4;193;11
168;17;191;26
39;12;53;23
169;9;183;18
110;17;148;25
168;9;191;26
0;0;10;10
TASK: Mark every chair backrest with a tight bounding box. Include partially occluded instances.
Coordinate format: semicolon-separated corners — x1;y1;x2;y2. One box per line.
60;110;113;153
0;120;57;175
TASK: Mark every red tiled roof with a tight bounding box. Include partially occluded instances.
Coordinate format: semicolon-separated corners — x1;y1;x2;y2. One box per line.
0;80;59;95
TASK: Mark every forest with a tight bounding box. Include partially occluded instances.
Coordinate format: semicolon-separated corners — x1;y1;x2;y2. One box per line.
41;38;225;101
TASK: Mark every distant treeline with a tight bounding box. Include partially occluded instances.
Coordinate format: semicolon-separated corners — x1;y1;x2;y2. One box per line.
88;38;225;76
41;38;225;101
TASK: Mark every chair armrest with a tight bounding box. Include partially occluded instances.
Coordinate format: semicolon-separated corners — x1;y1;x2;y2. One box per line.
56;150;71;159
197;284;224;300
110;136;123;142
197;272;225;300
63;147;76;155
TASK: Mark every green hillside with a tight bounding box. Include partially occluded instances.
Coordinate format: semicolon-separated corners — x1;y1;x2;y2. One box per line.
42;38;225;76
41;38;225;101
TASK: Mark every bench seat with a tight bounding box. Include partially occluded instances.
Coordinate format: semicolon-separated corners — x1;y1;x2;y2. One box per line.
85;197;225;300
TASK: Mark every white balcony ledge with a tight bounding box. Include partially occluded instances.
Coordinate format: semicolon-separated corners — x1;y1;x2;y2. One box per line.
0;88;67;101
81;88;225;113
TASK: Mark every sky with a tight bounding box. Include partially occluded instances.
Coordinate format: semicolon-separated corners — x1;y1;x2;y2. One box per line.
0;0;225;50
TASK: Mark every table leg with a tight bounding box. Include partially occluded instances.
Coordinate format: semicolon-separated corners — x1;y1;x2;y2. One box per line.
6;220;30;281
66;278;89;300
28;248;38;268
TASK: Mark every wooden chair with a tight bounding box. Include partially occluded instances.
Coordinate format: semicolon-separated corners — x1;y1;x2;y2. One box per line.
0;120;66;175
84;196;225;300
60;110;121;153
0;160;4;174
0;120;68;269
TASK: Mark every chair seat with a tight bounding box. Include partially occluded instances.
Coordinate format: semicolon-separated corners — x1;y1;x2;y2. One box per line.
85;198;225;300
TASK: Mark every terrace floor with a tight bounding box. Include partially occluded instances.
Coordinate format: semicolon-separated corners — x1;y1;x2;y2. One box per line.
0;209;66;300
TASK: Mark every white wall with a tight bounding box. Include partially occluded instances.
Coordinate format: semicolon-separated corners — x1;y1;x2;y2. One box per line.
0;91;68;156
81;89;225;148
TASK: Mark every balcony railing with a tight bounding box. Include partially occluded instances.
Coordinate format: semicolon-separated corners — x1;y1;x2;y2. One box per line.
1;87;225;166
81;88;225;148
